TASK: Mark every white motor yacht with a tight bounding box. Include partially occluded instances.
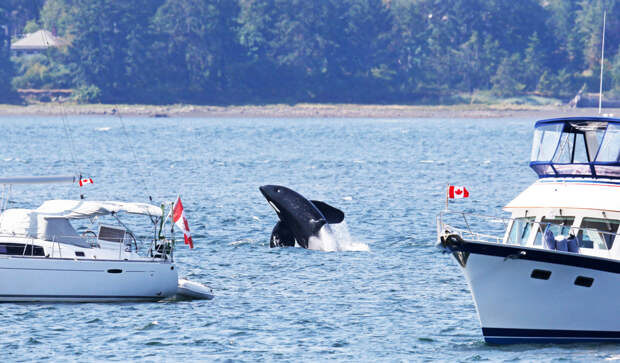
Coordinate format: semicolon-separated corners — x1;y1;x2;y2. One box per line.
437;117;620;343
0;175;211;302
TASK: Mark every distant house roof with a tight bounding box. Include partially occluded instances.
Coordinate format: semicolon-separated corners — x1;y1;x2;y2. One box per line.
11;30;68;51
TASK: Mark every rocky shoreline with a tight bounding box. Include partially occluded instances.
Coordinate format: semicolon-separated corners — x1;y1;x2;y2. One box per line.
0;103;618;119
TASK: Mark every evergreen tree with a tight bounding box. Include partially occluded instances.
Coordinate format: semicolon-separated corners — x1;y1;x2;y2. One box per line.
612;51;620;91
479;35;505;90
546;0;582;71
0;2;16;102
67;0;164;102
2;0;620;104
40;0;76;38
238;0;310;101
523;32;547;91
322;0;395;101
491;54;525;97
390;1;429;97
575;0;620;70
153;0;245;103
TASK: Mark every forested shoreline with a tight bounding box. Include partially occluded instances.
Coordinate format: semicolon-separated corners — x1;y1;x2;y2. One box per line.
1;0;619;105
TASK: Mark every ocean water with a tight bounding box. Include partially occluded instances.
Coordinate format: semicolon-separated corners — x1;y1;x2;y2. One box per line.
0;115;617;362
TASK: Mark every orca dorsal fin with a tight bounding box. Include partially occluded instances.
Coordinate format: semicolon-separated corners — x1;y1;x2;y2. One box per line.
311;200;345;224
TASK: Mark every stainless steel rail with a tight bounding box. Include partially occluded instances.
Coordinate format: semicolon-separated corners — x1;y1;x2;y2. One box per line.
437;210;620;252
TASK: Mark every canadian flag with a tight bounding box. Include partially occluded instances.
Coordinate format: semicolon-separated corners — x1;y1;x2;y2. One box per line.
448;185;469;199
78;178;93;187
172;197;193;248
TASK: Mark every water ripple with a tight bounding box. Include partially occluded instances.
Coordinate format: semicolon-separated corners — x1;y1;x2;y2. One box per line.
0;116;615;361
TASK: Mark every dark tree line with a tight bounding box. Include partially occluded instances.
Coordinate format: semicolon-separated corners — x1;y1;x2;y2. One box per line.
1;0;620;104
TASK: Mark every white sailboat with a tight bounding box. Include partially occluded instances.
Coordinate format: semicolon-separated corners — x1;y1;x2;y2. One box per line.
0;175;212;302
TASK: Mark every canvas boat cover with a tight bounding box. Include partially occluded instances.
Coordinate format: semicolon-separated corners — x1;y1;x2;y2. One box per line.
35;200;163;219
0;200;162;248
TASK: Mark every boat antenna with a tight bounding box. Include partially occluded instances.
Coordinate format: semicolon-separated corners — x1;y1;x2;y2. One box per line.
598;10;606;114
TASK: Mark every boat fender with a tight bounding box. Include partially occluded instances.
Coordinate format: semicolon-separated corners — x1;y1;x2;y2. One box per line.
556;238;568;252
543;228;556;250
566;234;580;253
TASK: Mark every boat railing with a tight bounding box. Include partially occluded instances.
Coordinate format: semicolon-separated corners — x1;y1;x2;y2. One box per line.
0;232;171;260
437;211;509;244
438;210;619;254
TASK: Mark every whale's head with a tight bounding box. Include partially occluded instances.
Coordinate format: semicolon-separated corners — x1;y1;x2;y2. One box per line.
259;185;327;248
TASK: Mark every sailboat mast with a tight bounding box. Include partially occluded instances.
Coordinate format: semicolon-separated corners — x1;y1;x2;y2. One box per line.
598;10;606;114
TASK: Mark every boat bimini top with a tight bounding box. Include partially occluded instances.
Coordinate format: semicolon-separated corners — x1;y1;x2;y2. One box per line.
35;200;163;219
0;200;163;248
530;117;620;179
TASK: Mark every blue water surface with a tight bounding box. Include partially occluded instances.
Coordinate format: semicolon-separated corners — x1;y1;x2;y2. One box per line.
0;116;616;362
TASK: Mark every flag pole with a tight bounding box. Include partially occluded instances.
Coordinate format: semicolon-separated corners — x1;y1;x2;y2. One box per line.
169;200;176;258
598;10;606;115
445;184;449;211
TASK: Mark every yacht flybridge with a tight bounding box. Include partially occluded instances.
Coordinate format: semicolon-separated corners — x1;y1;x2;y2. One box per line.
437;117;620;344
0;175;212;302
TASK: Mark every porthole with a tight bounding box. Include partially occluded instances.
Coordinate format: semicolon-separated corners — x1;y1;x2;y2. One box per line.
574;276;593;287
531;269;551;280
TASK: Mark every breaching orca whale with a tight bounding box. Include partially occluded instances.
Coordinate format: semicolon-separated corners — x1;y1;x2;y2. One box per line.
259;185;345;248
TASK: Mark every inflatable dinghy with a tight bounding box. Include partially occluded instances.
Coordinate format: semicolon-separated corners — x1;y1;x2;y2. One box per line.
176;278;214;300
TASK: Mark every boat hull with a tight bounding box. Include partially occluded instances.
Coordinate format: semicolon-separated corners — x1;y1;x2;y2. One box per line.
0;256;178;302
444;239;620;344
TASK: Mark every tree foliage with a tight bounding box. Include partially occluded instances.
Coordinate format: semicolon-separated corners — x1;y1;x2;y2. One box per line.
3;0;620;104
0;2;16;101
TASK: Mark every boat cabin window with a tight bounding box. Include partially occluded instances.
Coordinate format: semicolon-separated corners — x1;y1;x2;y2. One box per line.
572;133;589;163
0;243;45;256
595;123;620;163
507;217;534;246
553;132;589;164
98;225;127;243
531;123;563;162
533;217;574;246
529;120;620;178
577;218;619;250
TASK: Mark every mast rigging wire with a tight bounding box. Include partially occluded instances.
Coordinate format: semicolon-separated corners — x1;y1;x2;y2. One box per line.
113;109;154;202
42;30;155;203
41;30;82;197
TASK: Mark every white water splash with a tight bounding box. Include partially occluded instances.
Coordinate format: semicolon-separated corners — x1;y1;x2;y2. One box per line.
95;127;111;132
307;222;369;252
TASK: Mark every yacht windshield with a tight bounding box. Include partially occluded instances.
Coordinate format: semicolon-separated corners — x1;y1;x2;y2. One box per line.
530;118;619;178
533;217;574;246
531;123;562;162
595;123;620;162
578;217;619;250
507;217;534;246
